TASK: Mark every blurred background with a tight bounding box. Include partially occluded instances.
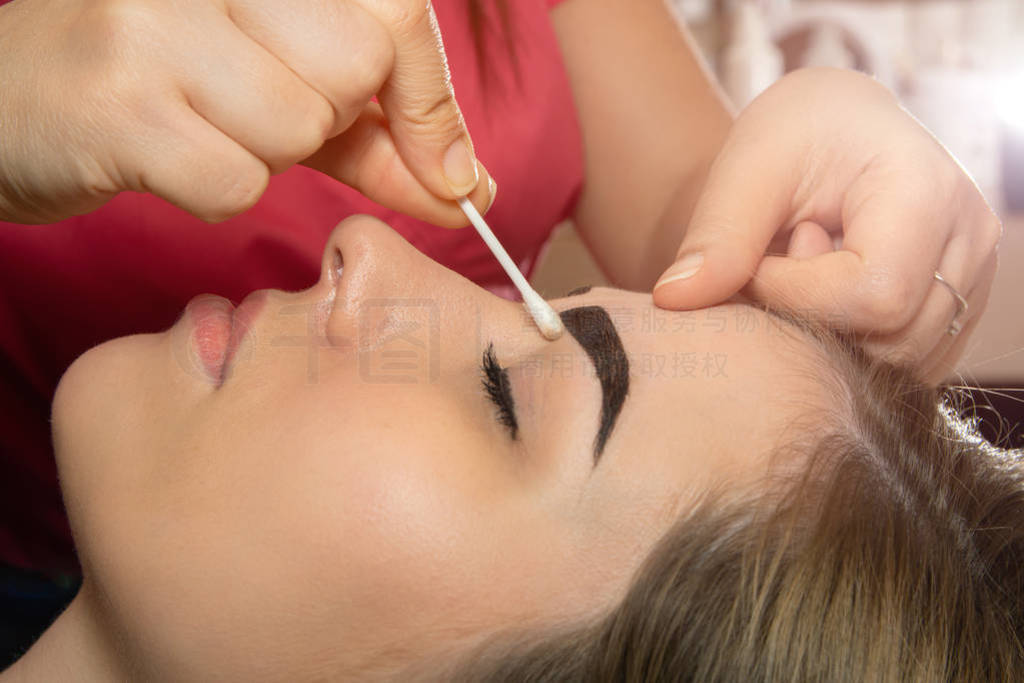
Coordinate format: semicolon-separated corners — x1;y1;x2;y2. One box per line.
533;0;1024;445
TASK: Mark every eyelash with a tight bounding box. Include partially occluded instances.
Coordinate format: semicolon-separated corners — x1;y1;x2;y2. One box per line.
481;343;518;440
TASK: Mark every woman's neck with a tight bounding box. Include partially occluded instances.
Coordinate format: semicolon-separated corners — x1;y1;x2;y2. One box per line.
1;588;125;682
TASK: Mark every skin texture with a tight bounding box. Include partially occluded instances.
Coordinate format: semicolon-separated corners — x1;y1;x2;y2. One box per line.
10;216;830;681
0;0;492;225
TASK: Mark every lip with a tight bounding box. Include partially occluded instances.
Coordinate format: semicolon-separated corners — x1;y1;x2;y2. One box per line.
186;291;267;386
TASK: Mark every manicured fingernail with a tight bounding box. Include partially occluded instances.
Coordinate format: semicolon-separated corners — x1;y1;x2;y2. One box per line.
485;176;498;213
655;252;704;289
443;138;479;196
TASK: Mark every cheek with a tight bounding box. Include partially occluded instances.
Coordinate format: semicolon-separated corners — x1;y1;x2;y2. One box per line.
62;353;572;675
325;451;566;660
293;407;570;652
178;385;527;660
320;431;510;624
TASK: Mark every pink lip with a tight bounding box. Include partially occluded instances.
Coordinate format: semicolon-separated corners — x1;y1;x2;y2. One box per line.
187;291;267;386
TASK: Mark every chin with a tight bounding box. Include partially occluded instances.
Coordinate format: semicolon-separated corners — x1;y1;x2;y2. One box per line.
52;339;117;457
51;334;165;515
55;330;179;434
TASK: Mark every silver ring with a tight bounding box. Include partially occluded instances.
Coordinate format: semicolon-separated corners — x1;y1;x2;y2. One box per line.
933;271;968;336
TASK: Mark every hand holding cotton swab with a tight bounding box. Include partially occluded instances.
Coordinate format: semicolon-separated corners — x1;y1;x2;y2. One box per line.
457;197;564;341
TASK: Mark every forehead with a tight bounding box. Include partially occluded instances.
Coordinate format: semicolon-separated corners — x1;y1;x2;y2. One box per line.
552;288;815;362
560;289;829;516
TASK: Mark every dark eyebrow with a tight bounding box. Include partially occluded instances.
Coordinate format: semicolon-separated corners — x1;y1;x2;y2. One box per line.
559;306;629;466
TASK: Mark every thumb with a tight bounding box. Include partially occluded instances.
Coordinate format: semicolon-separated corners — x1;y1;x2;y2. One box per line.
652;145;794;310
303;103;495;228
368;2;481;200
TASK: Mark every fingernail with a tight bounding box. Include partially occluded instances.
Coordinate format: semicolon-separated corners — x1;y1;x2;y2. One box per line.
654;252;704;289
485;176;498;213
443;138;479;196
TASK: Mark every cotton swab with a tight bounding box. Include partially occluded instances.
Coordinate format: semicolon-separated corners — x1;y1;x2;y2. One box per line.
457;196;564;341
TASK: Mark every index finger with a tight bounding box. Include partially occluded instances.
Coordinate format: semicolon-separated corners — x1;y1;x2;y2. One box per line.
356;0;481;199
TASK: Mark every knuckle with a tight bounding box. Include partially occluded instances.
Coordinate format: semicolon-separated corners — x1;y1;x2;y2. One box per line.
349;46;393;101
320;4;395;101
202;163;268;222
90;0;160;56
313;99;338;144
294;98;336;156
936;164;963;201
80;2;167;121
262;98;335;174
375;0;431;32
980;213;1003;252
319;15;392;126
951;174;1003;254
856;270;913;330
397;91;460;133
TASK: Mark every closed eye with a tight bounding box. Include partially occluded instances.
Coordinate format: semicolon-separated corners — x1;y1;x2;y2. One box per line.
481;343;518;440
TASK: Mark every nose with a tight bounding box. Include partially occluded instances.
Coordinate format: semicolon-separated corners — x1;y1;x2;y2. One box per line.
318;215;519;352
320;214;476;314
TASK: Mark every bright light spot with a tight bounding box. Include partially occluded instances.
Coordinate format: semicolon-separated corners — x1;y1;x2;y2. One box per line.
993;68;1024;133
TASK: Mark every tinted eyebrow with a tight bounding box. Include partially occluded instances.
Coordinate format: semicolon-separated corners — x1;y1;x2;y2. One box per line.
559;306;629;466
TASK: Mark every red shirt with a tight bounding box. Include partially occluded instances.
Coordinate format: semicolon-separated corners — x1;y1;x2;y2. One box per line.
0;0;582;572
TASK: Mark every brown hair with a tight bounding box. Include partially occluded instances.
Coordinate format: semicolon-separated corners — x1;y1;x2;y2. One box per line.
435;324;1024;681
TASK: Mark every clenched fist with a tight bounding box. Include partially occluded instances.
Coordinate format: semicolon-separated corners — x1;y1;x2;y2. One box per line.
0;0;494;227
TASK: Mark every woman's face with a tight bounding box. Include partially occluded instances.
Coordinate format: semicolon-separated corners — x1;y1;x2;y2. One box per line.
53;216;826;679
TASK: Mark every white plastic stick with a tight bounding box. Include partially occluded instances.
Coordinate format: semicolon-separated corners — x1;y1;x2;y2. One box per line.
457;197;564;341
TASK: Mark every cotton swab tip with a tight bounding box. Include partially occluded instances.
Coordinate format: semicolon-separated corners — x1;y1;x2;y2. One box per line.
457;195;564;342
524;291;565;341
